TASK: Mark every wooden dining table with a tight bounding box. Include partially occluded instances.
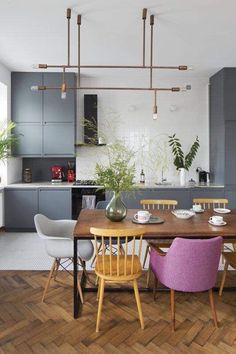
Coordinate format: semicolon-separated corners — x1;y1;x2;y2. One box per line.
73;208;236;318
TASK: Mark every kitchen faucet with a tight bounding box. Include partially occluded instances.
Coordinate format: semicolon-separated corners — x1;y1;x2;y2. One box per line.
161;168;167;183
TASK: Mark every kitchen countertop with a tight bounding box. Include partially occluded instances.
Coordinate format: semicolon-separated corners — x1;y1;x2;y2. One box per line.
5;182;224;189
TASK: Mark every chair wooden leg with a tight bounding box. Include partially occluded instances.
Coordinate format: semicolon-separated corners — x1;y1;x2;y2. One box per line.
77;276;84;304
97;278;101;301
96;278;105;332
143;244;150;269
146;263;151;288
91;243;102;268
133;279;144;329
209;289;218;328
153;276;158;301
170;289;175;332
42;259;57;302
219;261;229;296
53;258;60;280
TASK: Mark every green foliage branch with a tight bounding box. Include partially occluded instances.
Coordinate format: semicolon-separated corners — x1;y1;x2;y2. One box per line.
168;134;200;171
0;122;18;161
95;141;136;194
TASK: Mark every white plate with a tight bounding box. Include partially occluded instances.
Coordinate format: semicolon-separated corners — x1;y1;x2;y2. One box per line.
208;220;227;227
190;208;204;213
213;208;231;214
172;209;195;219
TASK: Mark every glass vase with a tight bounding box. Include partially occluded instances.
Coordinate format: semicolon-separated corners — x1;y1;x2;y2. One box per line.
106;192;127;222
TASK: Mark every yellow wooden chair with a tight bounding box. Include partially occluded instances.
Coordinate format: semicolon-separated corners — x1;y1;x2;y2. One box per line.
90;227;146;332
219;244;236;296
192;198;228;210
193;198;232;254
140;200;178;283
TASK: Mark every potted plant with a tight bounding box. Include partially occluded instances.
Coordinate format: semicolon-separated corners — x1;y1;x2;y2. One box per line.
0;122;18;183
95;140;136;221
168;134;200;186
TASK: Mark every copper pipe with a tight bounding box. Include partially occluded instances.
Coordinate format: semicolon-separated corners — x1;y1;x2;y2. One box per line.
77;15;81;88
37;64;188;70
142;8;147;66
38;86;181;91
67;8;71;66
150;15;154;88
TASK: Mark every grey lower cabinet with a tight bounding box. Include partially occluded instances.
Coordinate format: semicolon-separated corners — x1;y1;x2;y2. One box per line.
108;189;192;209
5;188;72;231
191;188;225;201
38;188;72;220
5;189;38;230
107;188;226;209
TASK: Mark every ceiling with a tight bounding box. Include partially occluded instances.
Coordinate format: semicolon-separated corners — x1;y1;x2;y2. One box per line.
0;0;236;80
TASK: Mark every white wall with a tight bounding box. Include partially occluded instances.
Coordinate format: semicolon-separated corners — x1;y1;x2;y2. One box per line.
0;61;22;185
76;76;209;184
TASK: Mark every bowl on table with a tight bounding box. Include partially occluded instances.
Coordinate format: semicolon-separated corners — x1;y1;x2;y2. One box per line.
171;209;195;219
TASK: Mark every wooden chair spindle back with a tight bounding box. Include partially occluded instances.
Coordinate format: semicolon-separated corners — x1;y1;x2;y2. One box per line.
193;198;228;210
91;228;145;277
140;199;178;211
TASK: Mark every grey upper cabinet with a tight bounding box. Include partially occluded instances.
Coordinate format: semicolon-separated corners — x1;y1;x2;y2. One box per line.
11;72;76;157
38;188;72;220
43;123;75;156
43;73;76;123
11;73;43;123
210;68;236;186
13;123;42;156
223;68;236;121
5;188;38;230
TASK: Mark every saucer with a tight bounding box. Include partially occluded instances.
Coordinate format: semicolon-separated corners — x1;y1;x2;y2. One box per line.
208;219;227;227
213;208;231;214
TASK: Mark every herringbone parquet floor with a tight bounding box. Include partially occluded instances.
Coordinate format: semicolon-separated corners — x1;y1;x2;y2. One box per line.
0;270;236;354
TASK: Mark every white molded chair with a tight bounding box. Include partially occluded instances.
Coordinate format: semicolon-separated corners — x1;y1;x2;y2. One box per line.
34;214;94;303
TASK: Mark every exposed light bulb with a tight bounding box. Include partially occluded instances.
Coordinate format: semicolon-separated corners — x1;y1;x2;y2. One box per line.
61;83;67;100
180;85;191;92
188;66;194;70
153;105;158;120
31;85;39;91
32;64;39;69
61;91;67;99
153;112;158;120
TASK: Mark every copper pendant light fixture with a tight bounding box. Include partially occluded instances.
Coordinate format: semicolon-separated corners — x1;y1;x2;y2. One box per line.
31;7;192;119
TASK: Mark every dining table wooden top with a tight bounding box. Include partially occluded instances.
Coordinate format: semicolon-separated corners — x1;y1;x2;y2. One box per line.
73;209;236;240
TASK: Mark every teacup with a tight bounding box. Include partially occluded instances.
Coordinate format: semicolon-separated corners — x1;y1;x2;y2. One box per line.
134;210;151;223
192;204;202;212
209;215;224;225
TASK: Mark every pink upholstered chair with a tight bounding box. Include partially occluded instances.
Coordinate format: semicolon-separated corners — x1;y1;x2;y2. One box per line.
150;237;222;331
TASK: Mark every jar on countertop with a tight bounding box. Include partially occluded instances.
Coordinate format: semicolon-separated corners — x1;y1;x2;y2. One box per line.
23;168;32;183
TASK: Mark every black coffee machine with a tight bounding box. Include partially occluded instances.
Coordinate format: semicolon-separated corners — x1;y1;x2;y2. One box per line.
196;167;210;184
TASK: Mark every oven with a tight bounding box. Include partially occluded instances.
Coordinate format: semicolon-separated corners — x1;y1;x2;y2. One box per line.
72;183;105;220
